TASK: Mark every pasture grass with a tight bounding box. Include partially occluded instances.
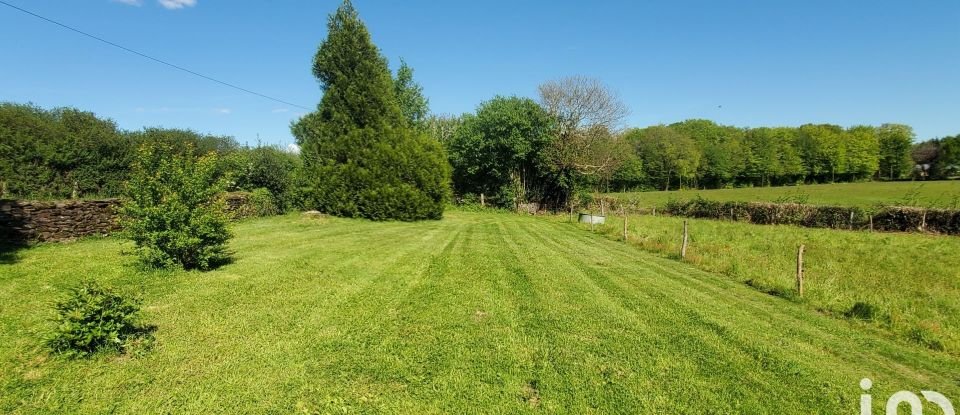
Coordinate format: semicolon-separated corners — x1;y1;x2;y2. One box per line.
577;213;960;354
607;180;960;209
1;211;959;413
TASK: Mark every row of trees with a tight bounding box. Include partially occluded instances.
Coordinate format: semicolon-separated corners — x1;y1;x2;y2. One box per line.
432;83;937;207
433;84;926;208
0;102;301;209
619;121;917;192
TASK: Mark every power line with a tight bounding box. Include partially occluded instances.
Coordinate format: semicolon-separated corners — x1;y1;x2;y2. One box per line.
0;0;312;111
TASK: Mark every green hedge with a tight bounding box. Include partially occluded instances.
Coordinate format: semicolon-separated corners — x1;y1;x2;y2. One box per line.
662;198;960;235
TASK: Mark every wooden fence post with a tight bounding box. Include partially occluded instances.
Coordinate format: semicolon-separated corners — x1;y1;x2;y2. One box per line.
600;199;605;216
680;220;689;259
796;244;805;297
849;211;854;230
480;193;485;207
623;214;628;242
652;206;657;217
869;215;874;232
921;210;927;232
590;210;595;232
569;205;573;223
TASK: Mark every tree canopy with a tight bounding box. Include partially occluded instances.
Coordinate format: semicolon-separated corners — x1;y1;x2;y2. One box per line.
448;96;555;208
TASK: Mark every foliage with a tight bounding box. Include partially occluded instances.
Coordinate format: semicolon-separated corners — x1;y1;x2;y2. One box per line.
129;127;239;159
120;142;232;270
448;96;555;208
0;103;249;201
609;155;645;192
229;145;300;211
629;125;701;191
877;123;915;180
661;196;960;234
292;0;450;220
394;58;430;130
0;102;132;199
227;189;281;219
424;113;463;145
46;280;152;358
538;76;630;205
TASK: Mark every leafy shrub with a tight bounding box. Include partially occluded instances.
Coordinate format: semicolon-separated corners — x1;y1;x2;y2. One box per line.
47;281;153;358
120;142;232;270
229;146;300;211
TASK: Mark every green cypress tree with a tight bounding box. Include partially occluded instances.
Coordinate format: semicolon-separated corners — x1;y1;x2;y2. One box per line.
292;0;450;220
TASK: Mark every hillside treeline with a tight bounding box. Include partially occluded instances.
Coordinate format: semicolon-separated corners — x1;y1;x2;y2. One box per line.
0;102;300;208
432;112;936;202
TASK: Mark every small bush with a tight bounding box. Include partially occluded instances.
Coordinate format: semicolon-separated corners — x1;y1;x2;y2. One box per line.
47;281;153;358
120;142;232;270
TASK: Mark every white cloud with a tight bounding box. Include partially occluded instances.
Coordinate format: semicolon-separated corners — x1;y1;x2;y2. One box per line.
215;108;231;115
286;144;301;154
113;0;143;6
157;0;196;10
271;108;289;113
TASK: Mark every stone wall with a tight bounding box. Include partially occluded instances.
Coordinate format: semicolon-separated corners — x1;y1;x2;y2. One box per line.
0;199;121;243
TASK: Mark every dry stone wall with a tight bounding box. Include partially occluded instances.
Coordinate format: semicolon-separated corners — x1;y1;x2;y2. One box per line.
0;199;121;243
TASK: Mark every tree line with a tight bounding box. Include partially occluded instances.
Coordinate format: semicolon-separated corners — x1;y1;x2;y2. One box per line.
0;102;301;210
427;82;937;209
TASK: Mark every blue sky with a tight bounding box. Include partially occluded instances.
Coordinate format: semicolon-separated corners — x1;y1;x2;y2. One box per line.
1;0;958;148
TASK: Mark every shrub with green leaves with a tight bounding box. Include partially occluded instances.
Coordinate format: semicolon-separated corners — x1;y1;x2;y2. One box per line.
47;281;152;358
120;142;232;270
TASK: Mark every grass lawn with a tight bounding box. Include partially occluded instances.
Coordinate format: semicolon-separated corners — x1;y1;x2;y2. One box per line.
2;211;959;413
606;180;960;209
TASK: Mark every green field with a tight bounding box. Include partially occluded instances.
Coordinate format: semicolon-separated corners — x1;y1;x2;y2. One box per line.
607;181;960;208
2;212;959;413
576;213;960;353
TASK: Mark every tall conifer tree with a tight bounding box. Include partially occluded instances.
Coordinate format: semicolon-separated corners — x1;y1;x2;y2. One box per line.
292;1;450;220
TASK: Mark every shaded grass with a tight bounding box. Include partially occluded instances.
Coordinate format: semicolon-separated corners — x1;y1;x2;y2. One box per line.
0;212;958;413
608;181;960;209
576;213;960;353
